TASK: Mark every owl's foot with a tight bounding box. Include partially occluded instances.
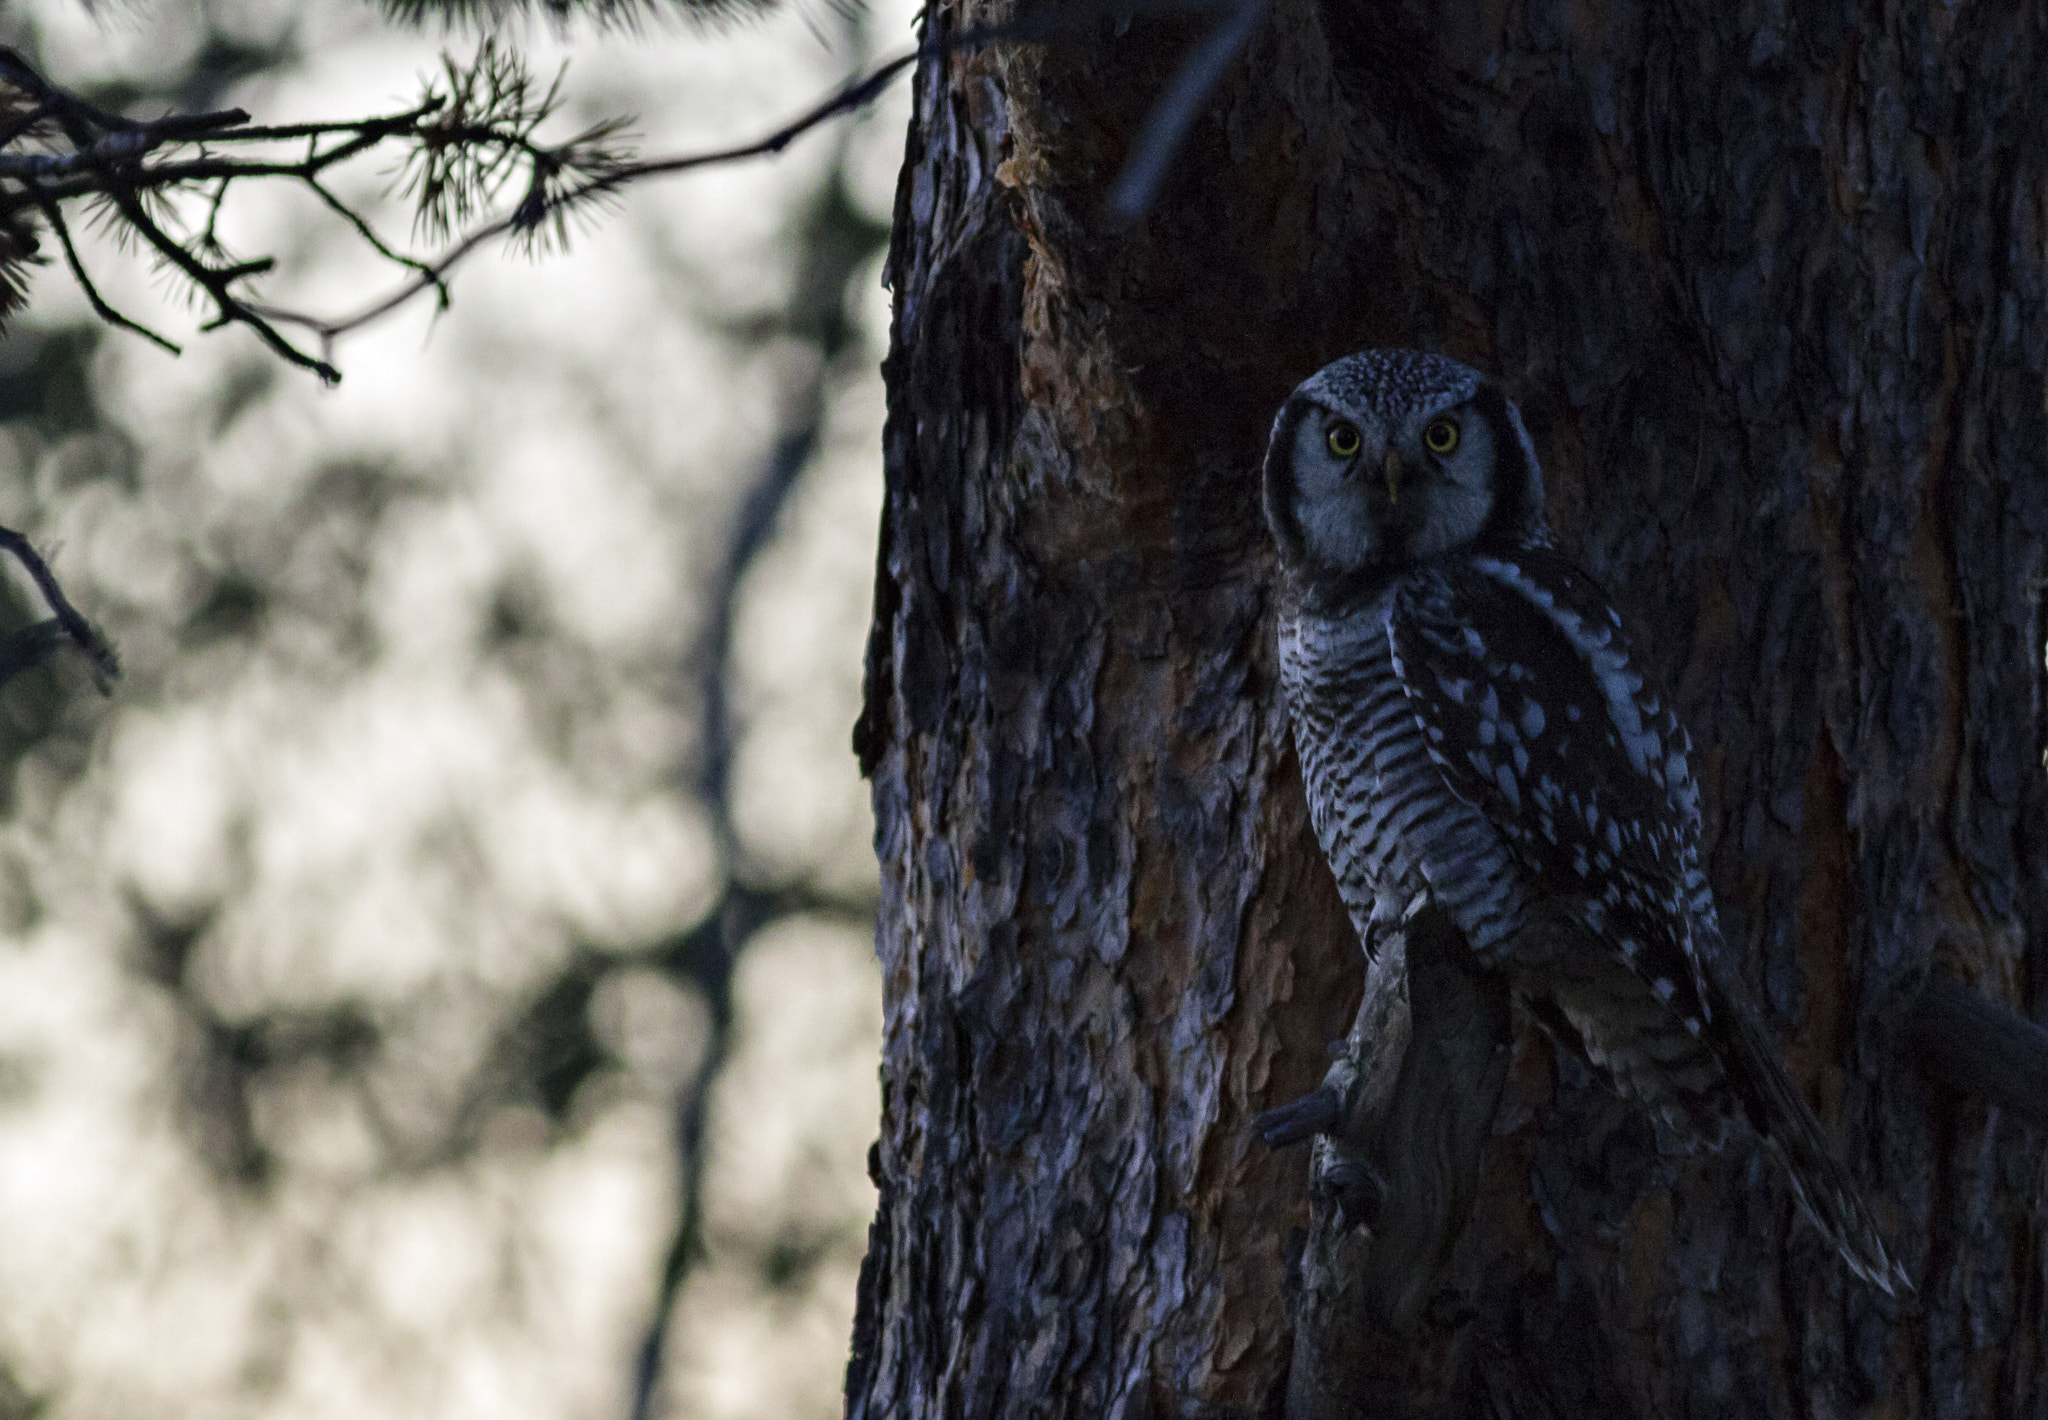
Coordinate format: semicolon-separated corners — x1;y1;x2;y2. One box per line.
1254;1085;1344;1148
1312;1153;1386;1230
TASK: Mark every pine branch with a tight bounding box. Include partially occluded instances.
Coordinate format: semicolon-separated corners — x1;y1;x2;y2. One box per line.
0;5;1251;378
377;0;776;28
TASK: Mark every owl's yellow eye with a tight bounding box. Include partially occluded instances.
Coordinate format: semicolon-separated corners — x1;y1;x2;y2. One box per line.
1325;421;1362;458
1423;417;1461;456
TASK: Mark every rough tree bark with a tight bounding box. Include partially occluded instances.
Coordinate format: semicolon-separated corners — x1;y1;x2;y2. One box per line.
846;1;2048;1415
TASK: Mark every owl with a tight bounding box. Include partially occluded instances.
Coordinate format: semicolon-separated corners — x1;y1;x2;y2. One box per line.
1263;348;1902;1294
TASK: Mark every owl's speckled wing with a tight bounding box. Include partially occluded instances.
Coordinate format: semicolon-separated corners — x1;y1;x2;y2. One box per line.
1387;549;1708;975
1382;547;1907;1292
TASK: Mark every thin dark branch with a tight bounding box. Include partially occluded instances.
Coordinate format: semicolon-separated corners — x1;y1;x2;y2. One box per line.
242;215;503;364
95;182;338;381
629;895;736;1420
587;52;916;192
197;177;231;256
626;380;826;1420
0;105;49;153
123;109;252;142
243;48;931;354
304;176;448;293
0;4;1244;375
1105;0;1268;220
0;527;118;692
623;120;891;1411
623;880;879;1420
36;196;182;356
212;97;446;146
14;144;419;196
0;47;140;134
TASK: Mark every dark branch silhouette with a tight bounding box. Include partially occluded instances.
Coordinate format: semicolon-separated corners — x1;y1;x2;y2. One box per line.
624;115;886;1416
0;528;118;693
0;5;1256;378
0;39;610;382
1104;0;1267;220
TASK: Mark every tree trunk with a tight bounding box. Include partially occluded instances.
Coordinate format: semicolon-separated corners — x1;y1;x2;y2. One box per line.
846;1;2048;1415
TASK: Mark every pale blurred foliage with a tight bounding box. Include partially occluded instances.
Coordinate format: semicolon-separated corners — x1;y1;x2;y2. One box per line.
0;0;905;1416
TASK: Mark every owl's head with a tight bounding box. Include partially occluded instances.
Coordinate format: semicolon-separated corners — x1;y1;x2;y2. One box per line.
1262;350;1548;591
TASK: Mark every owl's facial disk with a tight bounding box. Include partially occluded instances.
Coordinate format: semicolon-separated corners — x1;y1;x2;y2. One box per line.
1264;396;1500;582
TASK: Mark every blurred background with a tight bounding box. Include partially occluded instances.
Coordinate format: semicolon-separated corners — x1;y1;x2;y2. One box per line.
0;1;901;1416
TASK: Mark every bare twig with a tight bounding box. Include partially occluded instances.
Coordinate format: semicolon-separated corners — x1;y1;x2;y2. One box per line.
0;41;563;378
0;47;152;136
0;5;1262;377
245;47;926;359
95;180;338;380
0;527;118;693
36;197;181;356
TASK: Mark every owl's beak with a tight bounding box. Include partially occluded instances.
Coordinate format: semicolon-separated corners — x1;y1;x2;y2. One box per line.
1383;448;1404;506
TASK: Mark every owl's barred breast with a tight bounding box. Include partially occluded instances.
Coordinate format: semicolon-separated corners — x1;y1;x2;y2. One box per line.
1277;587;1526;961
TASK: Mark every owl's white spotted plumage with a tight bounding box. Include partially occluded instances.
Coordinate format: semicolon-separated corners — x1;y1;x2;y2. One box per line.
1263;348;1904;1294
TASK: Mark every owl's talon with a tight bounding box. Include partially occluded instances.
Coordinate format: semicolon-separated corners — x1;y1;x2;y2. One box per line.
1314;1156;1385;1230
1255;1086;1344;1148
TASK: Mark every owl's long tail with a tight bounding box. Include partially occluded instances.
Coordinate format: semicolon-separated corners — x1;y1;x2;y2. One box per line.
1708;969;1910;1297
